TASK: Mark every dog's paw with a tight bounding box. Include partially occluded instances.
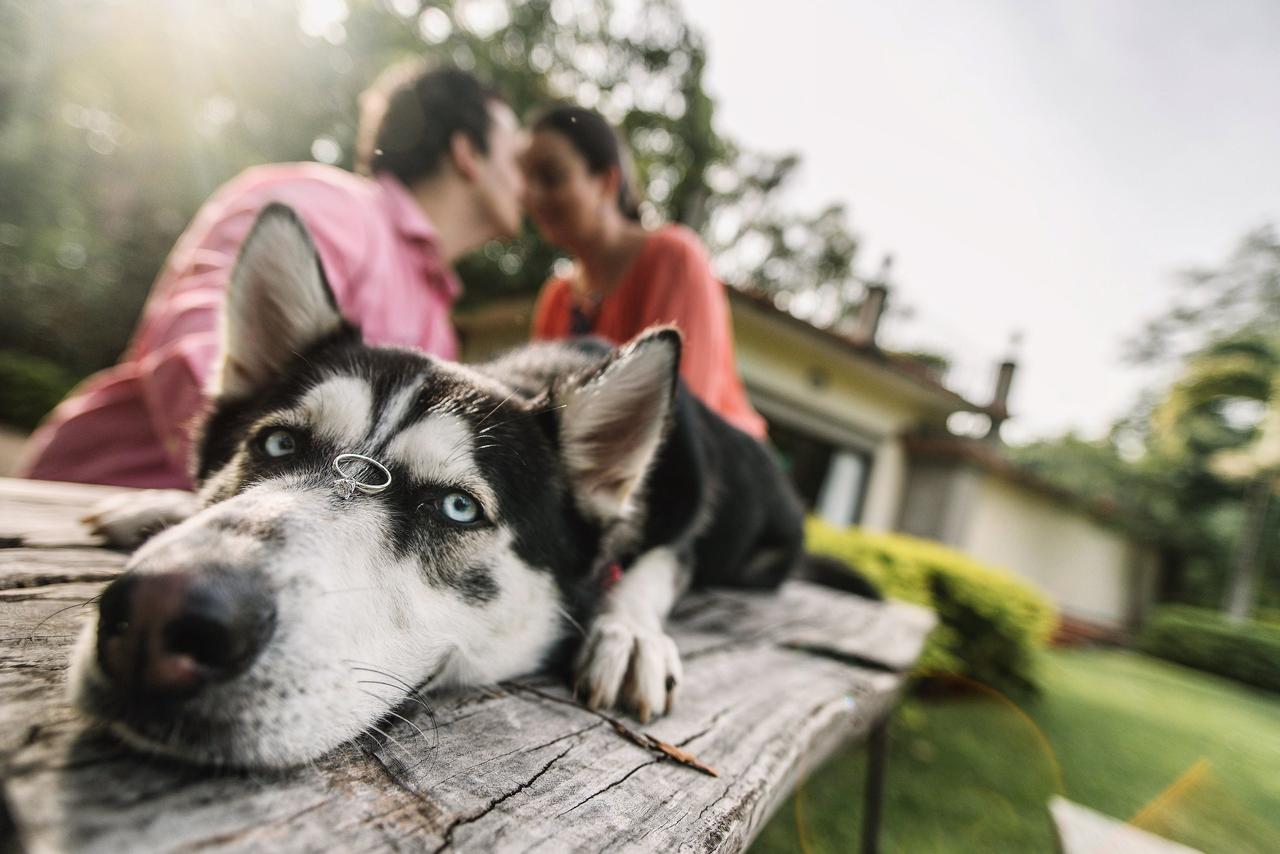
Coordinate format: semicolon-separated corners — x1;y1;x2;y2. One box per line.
82;489;199;549
575;613;682;724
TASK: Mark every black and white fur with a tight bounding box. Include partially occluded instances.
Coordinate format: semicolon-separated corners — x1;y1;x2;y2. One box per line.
70;204;838;769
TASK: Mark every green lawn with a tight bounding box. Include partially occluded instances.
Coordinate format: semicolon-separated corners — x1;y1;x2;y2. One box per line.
751;650;1280;853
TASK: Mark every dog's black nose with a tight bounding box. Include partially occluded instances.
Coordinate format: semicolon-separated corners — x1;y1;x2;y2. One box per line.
96;569;276;698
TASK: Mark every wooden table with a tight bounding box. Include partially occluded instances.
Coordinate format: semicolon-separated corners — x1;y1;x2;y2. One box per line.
0;478;935;853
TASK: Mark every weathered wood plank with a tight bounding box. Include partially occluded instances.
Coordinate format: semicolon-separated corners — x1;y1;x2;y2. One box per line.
0;478;936;853
0;550;127;591
0;479;127;549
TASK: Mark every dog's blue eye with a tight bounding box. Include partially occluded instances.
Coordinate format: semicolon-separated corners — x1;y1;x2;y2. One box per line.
440;492;481;524
262;429;297;458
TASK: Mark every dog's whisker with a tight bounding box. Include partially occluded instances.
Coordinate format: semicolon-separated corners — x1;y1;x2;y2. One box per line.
356;678;427;707
26;593;103;641
475;411;524;437
378;703;435;749
472;442;527;468
355;679;437;721
557;605;587;639
346;663;426;692
345;659;443;693
476;388;520;428
366;722;414;762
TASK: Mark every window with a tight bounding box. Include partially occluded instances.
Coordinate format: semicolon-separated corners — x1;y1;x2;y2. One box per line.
767;419;871;526
815;449;871;527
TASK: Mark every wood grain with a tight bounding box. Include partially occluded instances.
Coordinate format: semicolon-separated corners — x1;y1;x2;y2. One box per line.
0;478;935;853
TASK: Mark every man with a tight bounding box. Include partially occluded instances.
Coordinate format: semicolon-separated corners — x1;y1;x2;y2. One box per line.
19;64;525;489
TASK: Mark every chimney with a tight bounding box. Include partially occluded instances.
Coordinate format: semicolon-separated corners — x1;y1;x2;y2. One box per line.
853;254;893;346
985;333;1021;441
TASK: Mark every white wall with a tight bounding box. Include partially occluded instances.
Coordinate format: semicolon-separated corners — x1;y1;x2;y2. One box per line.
959;477;1149;629
732;306;951;533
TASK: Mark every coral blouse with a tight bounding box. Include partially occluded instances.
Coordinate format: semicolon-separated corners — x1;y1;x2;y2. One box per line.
532;225;767;440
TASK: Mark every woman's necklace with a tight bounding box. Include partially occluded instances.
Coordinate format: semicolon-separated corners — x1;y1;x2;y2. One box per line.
568;231;647;335
568;265;605;335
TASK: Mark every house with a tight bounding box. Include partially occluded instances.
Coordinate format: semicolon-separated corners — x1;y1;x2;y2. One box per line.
453;285;1160;638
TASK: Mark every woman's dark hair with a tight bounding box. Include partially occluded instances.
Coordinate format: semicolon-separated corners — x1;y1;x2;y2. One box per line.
362;64;503;186
532;105;643;222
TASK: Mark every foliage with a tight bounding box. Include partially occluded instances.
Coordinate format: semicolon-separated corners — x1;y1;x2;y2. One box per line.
0;0;865;411
754;650;1280;854
705;152;863;327
1017;228;1280;613
1126;224;1280;366
1257;606;1280;627
1010;434;1241;557
1137;605;1280;693
805;517;1057;696
1150;336;1280;464
0;351;78;430
1149;337;1280;618
1011;430;1274;609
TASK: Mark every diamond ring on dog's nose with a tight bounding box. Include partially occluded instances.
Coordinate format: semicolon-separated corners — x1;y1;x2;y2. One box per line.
332;453;393;500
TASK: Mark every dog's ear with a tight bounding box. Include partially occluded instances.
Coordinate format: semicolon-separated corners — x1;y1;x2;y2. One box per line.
210;203;350;400
554;326;682;521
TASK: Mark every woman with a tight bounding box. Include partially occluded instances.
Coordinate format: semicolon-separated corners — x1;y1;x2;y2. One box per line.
523;106;767;440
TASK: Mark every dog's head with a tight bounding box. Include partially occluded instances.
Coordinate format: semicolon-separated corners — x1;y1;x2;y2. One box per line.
70;203;681;768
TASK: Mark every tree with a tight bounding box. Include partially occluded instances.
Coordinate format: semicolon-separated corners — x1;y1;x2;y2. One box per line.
1126;225;1280;366
1150;337;1280;620
1018;227;1280;615
0;0;865;413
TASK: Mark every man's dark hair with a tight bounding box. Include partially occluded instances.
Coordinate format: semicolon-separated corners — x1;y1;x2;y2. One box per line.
532;105;643;222
365;64;503;186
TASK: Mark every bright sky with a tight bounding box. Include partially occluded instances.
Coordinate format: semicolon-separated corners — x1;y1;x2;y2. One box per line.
682;0;1280;443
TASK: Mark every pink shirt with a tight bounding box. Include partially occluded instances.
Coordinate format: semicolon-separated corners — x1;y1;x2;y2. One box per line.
19;164;460;489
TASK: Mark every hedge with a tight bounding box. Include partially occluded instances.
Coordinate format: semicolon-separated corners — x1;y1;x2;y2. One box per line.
805;518;1058;696
0;350;78;430
1137;605;1280;693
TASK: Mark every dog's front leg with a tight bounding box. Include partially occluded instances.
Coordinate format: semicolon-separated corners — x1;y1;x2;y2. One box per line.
576;547;690;723
82;489;200;549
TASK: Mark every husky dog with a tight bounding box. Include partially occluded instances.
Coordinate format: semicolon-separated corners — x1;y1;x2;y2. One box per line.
69;204;852;769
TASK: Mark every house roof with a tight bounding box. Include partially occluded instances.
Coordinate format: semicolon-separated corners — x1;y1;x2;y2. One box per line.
903;434;1151;538
454;287;993;417
727;287;991;415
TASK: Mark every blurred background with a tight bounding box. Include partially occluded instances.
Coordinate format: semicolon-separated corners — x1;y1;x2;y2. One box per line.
2;1;1278;851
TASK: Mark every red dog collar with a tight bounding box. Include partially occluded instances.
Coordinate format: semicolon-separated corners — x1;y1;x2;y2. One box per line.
601;561;624;591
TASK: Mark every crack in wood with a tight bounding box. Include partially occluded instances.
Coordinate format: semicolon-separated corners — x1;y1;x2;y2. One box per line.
427;744;573;853
0;590;95;604
357;747;449;844
675;706;733;748
187;797;335;850
694;782;733;827
681;637;762;661
639;805;692;843
0;573;119;592
779;642;902;673
697;775;771;853
1;481;934;853
434;720;602;787
504;682;719;776
554;757;660;819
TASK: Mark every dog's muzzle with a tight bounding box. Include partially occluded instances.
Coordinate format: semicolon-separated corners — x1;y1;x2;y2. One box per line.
95;566;276;700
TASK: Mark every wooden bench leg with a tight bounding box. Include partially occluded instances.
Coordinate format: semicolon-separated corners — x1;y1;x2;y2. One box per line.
860;714;890;854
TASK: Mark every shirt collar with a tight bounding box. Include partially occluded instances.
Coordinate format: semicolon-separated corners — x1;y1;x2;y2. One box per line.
375;172;439;244
374;172;463;302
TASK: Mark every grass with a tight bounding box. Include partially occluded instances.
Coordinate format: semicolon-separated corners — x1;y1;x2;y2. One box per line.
750;649;1280;853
